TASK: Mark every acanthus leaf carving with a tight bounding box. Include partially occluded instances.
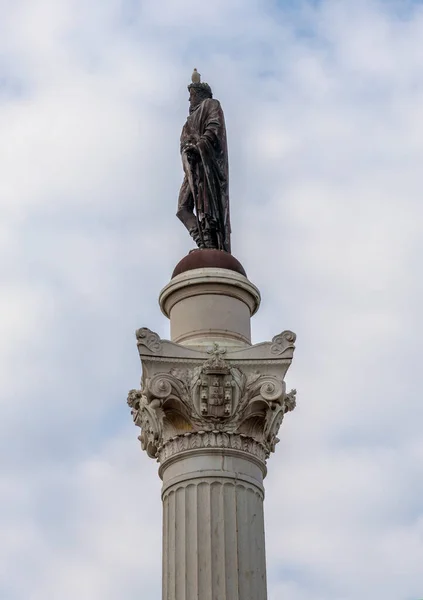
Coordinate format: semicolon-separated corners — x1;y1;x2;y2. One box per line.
157;432;269;464
127;388;164;458
284;388;297;413
263;404;285;452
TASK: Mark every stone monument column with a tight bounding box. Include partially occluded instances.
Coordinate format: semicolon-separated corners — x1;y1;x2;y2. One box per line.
127;250;297;600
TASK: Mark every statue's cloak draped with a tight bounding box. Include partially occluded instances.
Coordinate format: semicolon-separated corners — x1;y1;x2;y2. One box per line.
179;98;231;253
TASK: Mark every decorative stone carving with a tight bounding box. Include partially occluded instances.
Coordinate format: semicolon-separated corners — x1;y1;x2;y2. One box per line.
127;330;297;464
189;344;244;420
157;431;269;464
136;327;162;353
127;388;164;458
270;330;296;356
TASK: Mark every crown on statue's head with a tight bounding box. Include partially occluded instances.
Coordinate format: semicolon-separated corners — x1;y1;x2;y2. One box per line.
188;68;213;98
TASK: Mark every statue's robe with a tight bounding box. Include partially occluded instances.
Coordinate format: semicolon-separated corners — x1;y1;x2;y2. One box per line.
178;98;231;253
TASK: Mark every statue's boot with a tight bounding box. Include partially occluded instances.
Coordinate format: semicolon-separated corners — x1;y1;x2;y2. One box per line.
202;227;218;249
189;226;205;249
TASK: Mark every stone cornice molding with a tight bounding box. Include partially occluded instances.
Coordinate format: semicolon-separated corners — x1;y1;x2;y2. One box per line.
159;268;261;318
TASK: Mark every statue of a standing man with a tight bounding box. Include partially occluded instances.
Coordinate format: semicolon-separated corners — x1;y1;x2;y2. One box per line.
177;70;231;253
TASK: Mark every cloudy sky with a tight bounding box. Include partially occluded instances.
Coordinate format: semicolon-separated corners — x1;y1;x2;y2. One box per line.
1;0;423;598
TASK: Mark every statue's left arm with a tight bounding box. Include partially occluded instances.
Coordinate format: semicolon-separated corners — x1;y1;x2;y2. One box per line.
196;99;230;252
197;99;225;154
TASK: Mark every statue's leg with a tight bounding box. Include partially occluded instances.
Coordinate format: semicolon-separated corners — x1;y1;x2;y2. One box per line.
202;217;218;249
177;178;204;248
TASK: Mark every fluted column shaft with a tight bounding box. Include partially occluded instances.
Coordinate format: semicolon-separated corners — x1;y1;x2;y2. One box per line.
128;264;297;598
160;450;267;600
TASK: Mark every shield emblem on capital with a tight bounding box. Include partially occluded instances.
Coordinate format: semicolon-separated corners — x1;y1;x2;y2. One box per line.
194;371;237;420
192;344;243;421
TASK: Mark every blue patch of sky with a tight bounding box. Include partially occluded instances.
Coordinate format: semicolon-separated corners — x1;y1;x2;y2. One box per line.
267;0;322;40
269;562;336;596
0;68;29;101
273;0;423;14
118;0;142;27
0;584;22;600
381;0;423;21
274;0;322;10
271;0;423;32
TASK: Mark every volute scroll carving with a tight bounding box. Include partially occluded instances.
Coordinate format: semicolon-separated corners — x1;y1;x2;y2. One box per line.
270;330;296;356
136;327;162;353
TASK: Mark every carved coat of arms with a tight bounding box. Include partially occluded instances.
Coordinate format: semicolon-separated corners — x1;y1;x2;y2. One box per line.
195;344;237;419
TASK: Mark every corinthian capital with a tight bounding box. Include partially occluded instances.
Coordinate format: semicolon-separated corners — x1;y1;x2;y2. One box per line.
127;330;297;465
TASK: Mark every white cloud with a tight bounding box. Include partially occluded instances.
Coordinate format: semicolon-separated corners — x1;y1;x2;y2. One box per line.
1;0;423;599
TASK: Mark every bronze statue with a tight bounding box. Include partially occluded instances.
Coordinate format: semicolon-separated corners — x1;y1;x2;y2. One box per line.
177;69;231;253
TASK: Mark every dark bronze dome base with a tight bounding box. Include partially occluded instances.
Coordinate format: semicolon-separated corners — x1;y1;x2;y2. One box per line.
172;249;247;279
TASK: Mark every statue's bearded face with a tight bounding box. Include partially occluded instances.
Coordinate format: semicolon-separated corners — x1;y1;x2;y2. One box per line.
189;88;209;113
189;88;200;111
